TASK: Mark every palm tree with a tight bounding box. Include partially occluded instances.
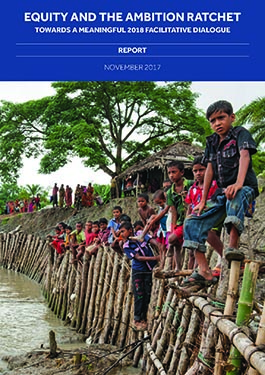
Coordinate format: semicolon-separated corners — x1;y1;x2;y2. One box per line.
24;184;44;197
236;97;265;146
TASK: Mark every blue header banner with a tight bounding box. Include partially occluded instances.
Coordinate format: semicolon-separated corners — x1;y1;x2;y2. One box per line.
1;0;264;80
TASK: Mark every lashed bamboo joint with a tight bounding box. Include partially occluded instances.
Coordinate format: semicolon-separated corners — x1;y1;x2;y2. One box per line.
1;231;265;374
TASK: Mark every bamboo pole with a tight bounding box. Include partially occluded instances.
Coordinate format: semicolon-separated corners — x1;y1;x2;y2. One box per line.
60;251;71;320
153;294;179;370
111;256;129;345
76;252;90;332
80;254;96;334
176;307;201;374
147;287;175;372
162;300;186;368
56;251;70;318
133;330;143;368
154;268;193;279
146;340;167;375
91;248;109;339
93;249;115;339
214;260;241;375
167;302;193;375
154;279;166;319
70;262;82;328
86;248;104;335
248;301;265;375
66;262;77;322
15;234;28;273
102;252;120;343
189;295;265;375
118;274;133;349
226;262;259;375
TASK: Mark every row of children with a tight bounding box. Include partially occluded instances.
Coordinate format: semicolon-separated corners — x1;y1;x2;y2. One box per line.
5;196;41;215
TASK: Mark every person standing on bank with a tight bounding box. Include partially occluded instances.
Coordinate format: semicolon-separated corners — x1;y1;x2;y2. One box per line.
52;183;59;208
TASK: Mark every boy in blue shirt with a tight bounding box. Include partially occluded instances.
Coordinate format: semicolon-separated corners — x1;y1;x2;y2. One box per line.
120;221;159;330
182;100;259;288
108;205;122;244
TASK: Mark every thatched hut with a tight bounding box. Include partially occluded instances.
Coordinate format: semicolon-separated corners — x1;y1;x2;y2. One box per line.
117;141;203;196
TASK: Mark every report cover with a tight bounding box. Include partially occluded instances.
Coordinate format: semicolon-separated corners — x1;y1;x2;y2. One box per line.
1;0;264;80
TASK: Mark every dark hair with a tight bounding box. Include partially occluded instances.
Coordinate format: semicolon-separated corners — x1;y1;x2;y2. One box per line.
153;189;166;201
133;220;144;228
113;206;122;213
66;225;72;231
192;156;206;168
138;193;149;203
120;221;133;231
76;222;83;227
58;222;67;229
86;220;93;224
167;161;185;172
206;100;233;120
120;214;131;222
55;226;61;231
93;221;99;226
98;217;108;225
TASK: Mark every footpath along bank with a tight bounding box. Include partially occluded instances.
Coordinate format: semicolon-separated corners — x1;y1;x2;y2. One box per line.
1;193;265;375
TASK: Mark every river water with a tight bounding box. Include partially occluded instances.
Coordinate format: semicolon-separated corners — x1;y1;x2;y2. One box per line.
0;267;79;373
0;267;139;374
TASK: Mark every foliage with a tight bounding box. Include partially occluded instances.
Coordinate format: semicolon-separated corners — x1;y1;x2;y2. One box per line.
236;97;265;146
93;183;111;204
236;97;265;176
0;82;210;182
0;182;50;213
252;151;265;176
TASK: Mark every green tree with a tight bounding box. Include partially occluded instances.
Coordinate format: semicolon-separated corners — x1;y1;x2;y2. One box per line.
0;183;21;212
236;97;265;176
0;82;210;182
236;97;265;146
24;184;45;197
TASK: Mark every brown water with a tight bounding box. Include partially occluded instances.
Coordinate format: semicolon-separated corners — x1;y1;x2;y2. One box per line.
0;268;139;374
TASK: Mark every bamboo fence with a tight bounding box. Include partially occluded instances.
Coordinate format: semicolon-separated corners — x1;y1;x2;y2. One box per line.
0;230;265;374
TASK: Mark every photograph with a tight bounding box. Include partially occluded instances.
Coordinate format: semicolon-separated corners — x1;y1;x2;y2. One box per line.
0;80;264;374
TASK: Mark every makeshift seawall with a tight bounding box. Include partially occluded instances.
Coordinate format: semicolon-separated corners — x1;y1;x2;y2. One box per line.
1;228;265;374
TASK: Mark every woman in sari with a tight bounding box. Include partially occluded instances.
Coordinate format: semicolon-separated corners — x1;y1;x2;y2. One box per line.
86;183;94;207
65;185;73;208
59;184;65;208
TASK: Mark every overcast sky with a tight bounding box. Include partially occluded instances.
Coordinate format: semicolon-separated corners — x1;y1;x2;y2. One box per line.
0;81;264;191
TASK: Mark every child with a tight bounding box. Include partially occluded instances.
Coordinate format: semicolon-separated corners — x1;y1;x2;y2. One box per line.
185;156;224;271
165;161;193;270
60;225;73;253
111;215;132;255
87;218;110;256
70;222;86;263
108;206;122;244
120;221;160;330
84;221;98;247
182;100;259;288
133;220;144;234
137;193;157;235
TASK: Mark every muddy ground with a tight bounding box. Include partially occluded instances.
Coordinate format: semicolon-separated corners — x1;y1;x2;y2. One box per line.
2;343;137;375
